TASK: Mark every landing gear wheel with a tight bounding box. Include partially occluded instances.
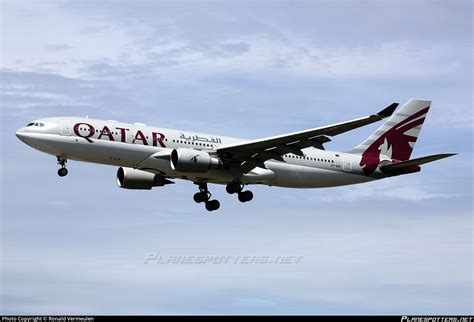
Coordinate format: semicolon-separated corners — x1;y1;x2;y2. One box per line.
205;200;220;211
194;182;219;211
200;191;209;201
58;168;68;177
238;190;253;202
226;182;241;194
244;190;253;202
56;156;68;177
194;192;203;203
194;191;210;203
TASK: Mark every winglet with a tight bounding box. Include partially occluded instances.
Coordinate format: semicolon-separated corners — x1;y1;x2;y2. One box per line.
376;103;399;117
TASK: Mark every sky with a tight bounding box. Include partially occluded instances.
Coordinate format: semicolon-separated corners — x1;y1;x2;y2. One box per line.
0;0;472;315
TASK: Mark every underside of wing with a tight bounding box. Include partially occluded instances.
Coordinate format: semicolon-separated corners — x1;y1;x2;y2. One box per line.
217;103;398;173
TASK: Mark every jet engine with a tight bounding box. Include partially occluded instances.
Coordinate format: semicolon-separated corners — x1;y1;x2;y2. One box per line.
116;167;173;189
170;148;222;173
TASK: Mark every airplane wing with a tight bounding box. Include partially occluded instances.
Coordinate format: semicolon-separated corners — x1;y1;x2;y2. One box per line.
217;103;399;172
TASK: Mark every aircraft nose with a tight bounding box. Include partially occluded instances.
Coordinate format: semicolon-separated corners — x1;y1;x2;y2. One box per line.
16;128;28;143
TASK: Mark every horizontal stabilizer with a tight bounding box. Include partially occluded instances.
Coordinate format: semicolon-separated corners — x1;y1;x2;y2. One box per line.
381;153;457;171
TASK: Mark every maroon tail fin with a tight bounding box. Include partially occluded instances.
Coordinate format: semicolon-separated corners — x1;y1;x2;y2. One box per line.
348;98;431;175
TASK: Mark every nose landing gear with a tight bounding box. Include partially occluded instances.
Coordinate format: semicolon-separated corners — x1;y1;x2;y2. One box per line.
57;156;68;177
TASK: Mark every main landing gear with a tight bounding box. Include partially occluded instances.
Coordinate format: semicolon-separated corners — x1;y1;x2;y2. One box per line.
193;182;220;211
193;181;253;211
226;181;253;203
57;156;68;177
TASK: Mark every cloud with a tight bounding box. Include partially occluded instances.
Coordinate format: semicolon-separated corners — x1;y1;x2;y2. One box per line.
45;43;73;52
1;3;468;82
429;105;474;130
1;210;471;314
319;179;459;203
1;2;135;78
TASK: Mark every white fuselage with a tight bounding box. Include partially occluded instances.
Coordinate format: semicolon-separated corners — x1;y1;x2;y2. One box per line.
16;117;381;188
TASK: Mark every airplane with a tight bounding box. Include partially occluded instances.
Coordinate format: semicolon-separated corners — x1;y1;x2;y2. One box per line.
15;98;455;212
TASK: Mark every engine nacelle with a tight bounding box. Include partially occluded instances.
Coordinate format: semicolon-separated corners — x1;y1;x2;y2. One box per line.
170;148;221;173
117;167;171;189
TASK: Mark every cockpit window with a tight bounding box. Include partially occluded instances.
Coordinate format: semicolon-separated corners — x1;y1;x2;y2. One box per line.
27;122;45;127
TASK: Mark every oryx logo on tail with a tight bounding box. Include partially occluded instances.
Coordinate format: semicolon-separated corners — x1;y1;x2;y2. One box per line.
348;99;431;175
